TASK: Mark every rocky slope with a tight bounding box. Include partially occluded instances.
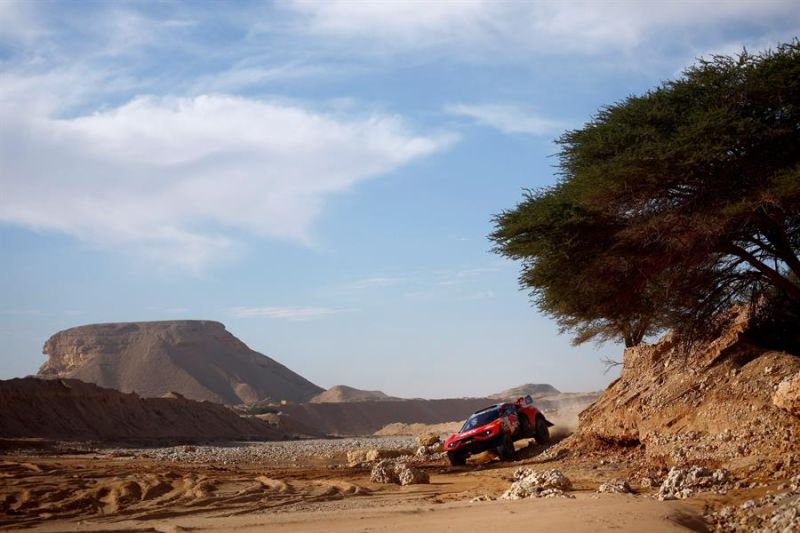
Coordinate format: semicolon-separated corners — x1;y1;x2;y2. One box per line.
0;378;280;442
309;385;398;403
576;310;800;469
38;321;323;405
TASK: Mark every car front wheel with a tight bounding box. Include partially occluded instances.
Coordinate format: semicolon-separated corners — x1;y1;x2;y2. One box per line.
534;416;550;445
447;451;467;466
496;433;515;461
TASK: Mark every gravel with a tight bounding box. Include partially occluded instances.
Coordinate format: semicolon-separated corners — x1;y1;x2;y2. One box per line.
708;475;800;532
111;437;417;466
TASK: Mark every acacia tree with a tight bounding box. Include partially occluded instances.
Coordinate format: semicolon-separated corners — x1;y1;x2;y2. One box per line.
492;42;800;346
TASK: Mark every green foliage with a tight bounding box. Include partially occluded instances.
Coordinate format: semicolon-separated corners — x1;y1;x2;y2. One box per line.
492;41;800;347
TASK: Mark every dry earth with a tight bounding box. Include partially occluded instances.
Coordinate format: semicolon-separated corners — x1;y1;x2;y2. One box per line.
1;436;720;533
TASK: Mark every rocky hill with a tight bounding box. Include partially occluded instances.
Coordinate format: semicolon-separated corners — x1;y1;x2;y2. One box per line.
38;321;323;405
309;385;398;403
0;378;281;442
575;309;800;467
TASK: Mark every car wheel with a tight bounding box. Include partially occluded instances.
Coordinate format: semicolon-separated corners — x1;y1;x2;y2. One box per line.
518;415;531;438
447;451;467;466
534;416;550;445
496;433;515;461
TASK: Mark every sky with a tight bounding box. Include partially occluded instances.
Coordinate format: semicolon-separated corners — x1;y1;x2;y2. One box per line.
1;1;798;398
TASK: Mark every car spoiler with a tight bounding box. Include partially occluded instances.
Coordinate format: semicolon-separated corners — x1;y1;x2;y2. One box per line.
544;418;554;427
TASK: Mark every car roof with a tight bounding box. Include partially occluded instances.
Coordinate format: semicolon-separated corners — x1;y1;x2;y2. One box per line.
471;402;512;415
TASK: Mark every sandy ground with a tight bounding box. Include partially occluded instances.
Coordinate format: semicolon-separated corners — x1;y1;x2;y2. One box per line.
0;438;739;532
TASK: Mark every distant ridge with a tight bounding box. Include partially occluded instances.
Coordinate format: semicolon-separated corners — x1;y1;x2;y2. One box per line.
38;321;323;405
488;383;560;400
309;385;399;403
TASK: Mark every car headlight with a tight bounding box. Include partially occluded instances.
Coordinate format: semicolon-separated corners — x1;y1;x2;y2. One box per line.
482;429;492;436
448;442;456;448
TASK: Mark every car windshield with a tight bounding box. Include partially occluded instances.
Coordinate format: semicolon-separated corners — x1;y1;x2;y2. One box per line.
460;407;500;433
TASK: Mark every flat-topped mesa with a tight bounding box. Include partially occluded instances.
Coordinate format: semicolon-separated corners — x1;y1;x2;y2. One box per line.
40;321;226;376
38;320;323;405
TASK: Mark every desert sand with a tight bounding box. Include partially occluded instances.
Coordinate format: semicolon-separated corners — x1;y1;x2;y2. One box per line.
1;437;713;533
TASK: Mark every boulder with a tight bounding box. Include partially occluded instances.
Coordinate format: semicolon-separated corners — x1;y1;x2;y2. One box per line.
774;372;800;417
598;479;632;494
369;460;429;485
369;460;399;484
397;464;430;485
365;449;404;462
415;432;440;447
501;468;573;499
657;466;730;500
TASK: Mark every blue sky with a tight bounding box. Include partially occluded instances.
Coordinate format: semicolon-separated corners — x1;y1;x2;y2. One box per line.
1;1;798;398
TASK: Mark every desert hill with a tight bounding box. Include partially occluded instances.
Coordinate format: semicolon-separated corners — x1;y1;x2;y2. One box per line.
280;387;600;436
278;398;497;436
574;309;800;465
38;321;323;405
488;383;560;399
0;378;280;442
309;385;398;403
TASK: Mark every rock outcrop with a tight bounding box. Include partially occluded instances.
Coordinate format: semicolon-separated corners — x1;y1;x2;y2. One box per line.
576;310;800;466
773;372;800;417
0;378;280;442
38;321;323;405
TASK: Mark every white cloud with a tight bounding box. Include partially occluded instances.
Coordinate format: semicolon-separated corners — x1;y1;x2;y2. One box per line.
284;0;799;56
230;306;351;321
0;1;46;45
436;266;500;287
446;103;564;135
0;92;452;270
344;276;405;290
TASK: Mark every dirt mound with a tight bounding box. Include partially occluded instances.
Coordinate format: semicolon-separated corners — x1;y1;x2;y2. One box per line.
374;421;462;437
38;320;323;405
309;385;398;403
576;310;800;470
489;383;560;399
0;378;280;442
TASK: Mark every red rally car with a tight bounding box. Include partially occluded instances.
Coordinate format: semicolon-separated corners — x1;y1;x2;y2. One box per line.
443;395;552;466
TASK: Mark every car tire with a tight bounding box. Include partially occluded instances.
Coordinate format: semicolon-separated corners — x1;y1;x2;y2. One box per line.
496;433;515;461
518;415;531;438
447;451;467;466
534;416;550;445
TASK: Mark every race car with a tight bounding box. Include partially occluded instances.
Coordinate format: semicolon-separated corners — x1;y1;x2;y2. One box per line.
443;395;552;466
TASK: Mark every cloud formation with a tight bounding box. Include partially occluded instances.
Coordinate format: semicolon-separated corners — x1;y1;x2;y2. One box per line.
446;103;564;135
285;0;799;56
230;306;351;321
0;93;451;269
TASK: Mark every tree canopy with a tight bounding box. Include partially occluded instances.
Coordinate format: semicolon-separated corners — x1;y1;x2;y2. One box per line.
491;41;800;347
